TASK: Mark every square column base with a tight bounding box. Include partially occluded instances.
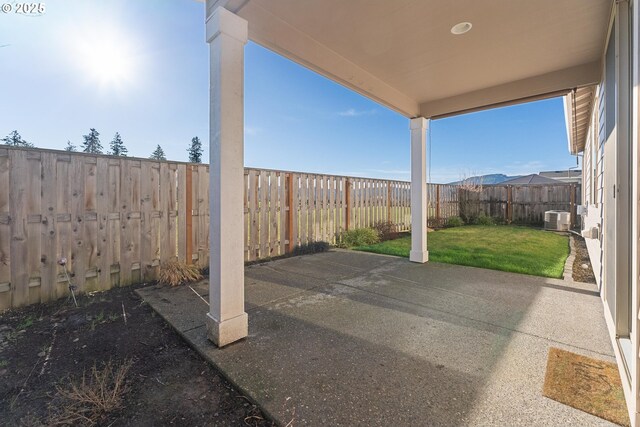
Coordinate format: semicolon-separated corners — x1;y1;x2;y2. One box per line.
409;250;429;263
206;312;248;347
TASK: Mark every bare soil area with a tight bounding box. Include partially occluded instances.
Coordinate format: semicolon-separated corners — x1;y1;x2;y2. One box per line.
0;284;271;426
572;236;597;284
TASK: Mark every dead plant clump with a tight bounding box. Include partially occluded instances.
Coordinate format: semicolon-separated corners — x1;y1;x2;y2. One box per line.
48;359;133;426
158;260;203;287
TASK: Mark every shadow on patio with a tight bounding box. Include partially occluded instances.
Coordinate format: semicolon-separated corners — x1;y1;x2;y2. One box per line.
137;250;615;426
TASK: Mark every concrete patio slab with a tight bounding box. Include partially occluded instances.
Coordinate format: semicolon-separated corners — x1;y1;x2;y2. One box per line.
136;250;617;426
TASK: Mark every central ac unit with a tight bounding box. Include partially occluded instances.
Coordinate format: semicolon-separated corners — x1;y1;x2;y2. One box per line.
544;210;570;231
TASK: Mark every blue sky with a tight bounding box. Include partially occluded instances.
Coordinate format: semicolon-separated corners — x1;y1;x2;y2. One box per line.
0;0;579;183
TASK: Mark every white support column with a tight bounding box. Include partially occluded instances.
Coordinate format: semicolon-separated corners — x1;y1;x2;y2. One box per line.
206;7;248;347
410;117;429;263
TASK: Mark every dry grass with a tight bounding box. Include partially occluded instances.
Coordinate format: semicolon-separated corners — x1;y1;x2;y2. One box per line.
48;359;133;426
158;260;203;287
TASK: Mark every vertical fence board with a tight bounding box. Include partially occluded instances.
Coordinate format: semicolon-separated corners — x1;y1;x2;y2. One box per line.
177;164;187;263
55;156;71;299
299;174;307;246
307;175;314;243
0;150;9;309
278;172;286;255
95;157;110;291
107;160;121;287
70;157;86;293
185;166;193;264
196;165;209;267
259;170;268;258
249;170;259;260
149;164;161;278
140;162;154;281
39;152;57;303
190;166;199;265
344;179;350;232
9;150;28;307
291;173;299;250
269;171;279;257
25;154;42;305
328;177;336;243
243;171;250;260
130;161;142;283
159;163;175;263
83;158;99;292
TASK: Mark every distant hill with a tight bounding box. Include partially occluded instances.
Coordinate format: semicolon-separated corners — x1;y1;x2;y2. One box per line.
448;174;520;185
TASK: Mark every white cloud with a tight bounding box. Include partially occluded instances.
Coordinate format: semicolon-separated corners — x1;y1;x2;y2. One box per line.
338;108;377;117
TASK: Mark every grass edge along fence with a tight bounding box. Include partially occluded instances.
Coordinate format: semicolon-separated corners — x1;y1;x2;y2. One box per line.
0;145;576;309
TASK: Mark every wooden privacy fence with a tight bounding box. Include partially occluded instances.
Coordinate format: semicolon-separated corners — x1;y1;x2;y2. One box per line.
427;184;460;228
0;146;442;309
458;184;580;225
0;146;578;310
0;147;208;310
242;171;414;260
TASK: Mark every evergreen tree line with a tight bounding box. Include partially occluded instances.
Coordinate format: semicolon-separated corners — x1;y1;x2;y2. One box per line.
1;129;204;163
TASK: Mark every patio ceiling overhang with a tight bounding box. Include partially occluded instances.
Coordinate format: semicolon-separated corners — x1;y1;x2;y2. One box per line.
206;0;611;119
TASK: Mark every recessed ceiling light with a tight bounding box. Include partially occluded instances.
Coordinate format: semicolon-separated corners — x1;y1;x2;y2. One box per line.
451;22;472;35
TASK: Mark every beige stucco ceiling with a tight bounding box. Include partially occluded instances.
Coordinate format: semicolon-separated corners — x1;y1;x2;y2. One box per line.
207;0;612;118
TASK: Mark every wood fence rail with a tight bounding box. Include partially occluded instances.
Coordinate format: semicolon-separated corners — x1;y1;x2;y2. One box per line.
0;146;576;309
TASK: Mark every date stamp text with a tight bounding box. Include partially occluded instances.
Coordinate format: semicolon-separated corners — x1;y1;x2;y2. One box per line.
1;3;46;15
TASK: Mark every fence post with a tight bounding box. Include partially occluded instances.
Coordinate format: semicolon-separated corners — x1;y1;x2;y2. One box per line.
387;182;391;223
506;185;513;224
570;184;576;228
345;179;351;231
435;184;441;226
286;173;294;253
185;165;193;264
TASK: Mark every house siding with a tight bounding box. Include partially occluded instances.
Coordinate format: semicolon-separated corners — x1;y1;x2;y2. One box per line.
575;2;639;425
581;83;605;289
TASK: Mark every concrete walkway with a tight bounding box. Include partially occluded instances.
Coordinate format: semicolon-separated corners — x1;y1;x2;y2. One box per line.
137;250;616;426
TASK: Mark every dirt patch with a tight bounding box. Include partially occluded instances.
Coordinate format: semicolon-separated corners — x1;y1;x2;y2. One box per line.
572;236;597;284
0;284;271;426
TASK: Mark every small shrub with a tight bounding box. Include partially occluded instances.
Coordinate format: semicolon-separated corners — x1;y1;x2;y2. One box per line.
158;260;203;287
446;216;464;228
292;241;331;256
460;213;475;225
48;359;133;426
474;213;495;226
493;216;507;225
372;221;398;241
337;228;380;248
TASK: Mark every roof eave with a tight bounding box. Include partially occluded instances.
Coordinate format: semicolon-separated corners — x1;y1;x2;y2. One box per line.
564;85;597;155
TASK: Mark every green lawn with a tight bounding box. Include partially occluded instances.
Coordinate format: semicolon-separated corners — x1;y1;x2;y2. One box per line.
354;225;569;278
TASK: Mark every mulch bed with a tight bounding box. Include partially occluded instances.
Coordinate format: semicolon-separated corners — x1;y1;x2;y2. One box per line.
572;236;597;284
0;284;272;426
